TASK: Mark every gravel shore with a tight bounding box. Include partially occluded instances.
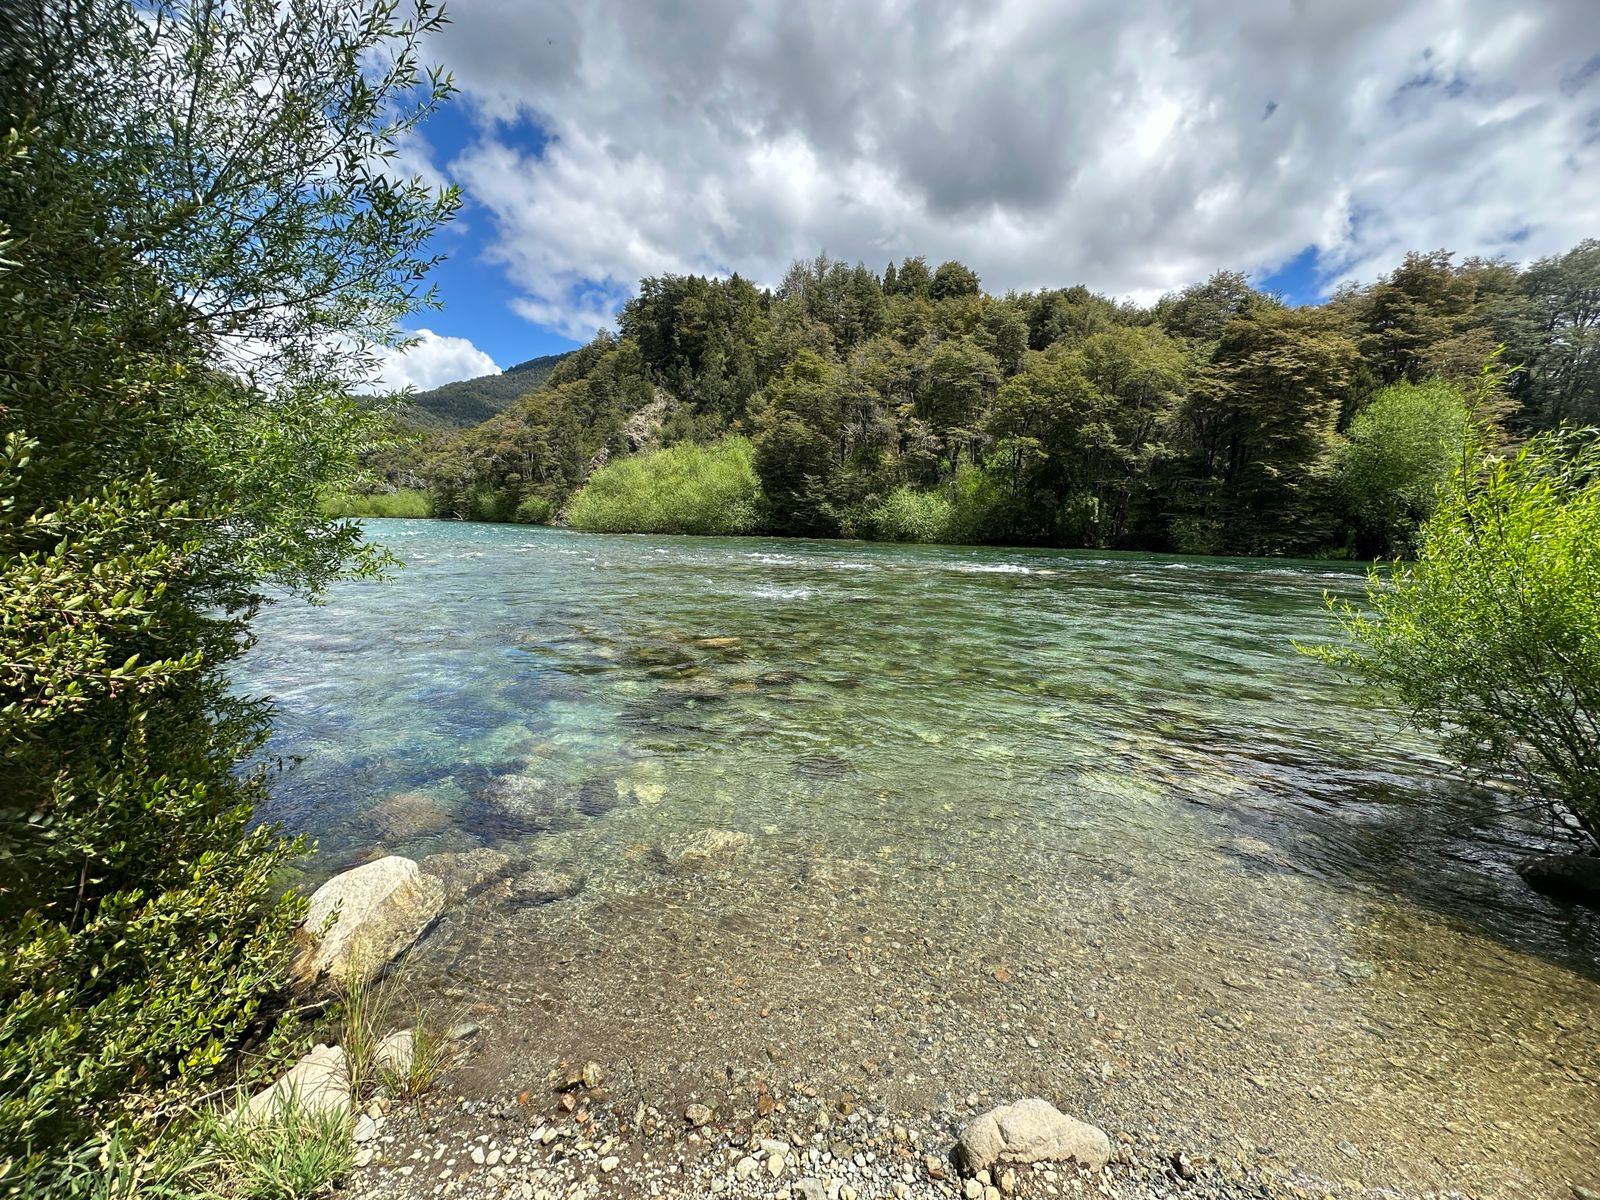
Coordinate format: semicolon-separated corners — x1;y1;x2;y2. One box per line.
342;1069;1454;1200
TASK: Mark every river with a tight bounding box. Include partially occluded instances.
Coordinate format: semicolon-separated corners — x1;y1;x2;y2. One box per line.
237;520;1599;1195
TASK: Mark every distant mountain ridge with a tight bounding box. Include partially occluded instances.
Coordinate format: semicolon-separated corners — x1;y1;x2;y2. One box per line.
395;351;572;430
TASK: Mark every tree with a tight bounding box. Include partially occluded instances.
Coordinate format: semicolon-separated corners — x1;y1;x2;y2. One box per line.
893;255;932;298
1158;270;1263;343
1515;240;1600;426
1338;377;1475;556
931;260;981;301
1347;250;1483;385
0;0;455;1179
1307;429;1600;843
1175;306;1358;554
917;339;1000;470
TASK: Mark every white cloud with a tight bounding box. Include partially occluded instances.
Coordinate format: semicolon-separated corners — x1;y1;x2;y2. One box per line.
372;329;499;392
427;0;1600;334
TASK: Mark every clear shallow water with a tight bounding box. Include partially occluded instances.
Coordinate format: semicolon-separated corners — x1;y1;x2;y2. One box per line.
239;521;1599;1194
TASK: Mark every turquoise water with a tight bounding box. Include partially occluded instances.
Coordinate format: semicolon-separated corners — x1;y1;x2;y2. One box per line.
238;521;1599;1192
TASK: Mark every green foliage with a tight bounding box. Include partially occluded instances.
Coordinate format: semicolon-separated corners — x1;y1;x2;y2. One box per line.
320;488;432;519
513;495;555;525
1338;378;1475;556
0;0;454;1185
1307;429;1600;840
871;487;956;543
390;234;1599;558
567;438;764;536
194;1098;353;1200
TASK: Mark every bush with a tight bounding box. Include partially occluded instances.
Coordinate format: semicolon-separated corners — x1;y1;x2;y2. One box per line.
567;438;764;535
871;486;955;543
1306;428;1600;840
1338;377;1474;556
512;495;554;525
0;0;453;1184
320;488;431;519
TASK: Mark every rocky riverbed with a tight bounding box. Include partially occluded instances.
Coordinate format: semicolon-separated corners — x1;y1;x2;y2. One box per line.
247;529;1600;1200
340;1067;1410;1200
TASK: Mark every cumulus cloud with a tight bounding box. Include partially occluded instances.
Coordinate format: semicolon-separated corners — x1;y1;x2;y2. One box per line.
372;329;499;392
428;0;1600;335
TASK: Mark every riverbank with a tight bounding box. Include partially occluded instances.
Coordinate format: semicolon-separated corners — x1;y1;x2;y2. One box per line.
340;1072;1395;1200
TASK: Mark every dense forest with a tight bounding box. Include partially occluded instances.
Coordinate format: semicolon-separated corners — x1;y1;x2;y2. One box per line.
366;242;1600;557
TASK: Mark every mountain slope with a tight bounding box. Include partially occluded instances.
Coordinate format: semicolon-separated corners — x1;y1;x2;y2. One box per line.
395;352;572;431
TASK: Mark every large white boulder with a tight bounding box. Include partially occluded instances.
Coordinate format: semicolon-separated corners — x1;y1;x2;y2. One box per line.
957;1098;1111;1174
235;1044;351;1124
292;856;444;987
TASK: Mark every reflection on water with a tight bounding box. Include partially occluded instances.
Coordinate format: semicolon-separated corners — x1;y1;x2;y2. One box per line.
238;521;1599;1195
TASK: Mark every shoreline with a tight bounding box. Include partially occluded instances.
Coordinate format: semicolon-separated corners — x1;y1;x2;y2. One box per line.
340;1068;1402;1200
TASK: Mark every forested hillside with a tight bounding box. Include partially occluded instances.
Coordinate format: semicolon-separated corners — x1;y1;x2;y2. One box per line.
392;351;571;431
371;242;1599;556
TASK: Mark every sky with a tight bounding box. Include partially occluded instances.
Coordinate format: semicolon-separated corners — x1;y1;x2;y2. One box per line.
373;0;1600;392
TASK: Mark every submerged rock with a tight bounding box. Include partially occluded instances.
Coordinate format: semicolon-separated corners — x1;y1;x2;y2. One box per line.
474;773;631;833
658;828;754;873
1518;854;1600;904
574;777;623;818
957;1098;1111;1175
235;1044;350;1124
419;846;513;904
504;861;585;906
357;791;451;845
474;774;579;832
293;856;444;987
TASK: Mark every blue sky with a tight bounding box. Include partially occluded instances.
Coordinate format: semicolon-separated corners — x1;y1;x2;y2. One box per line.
374;1;1600;391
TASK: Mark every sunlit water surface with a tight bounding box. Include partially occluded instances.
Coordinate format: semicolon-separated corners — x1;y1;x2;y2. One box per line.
238;521;1599;1195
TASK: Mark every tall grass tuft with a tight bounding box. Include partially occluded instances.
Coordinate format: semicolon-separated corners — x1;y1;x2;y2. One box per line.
199;1095;353;1200
567;438;765;535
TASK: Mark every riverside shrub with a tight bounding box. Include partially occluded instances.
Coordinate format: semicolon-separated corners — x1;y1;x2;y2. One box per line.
0;1;455;1185
1308;428;1600;841
567;438;764;535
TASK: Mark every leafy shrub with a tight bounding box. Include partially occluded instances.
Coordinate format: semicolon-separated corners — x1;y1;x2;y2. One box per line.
320;488;431;518
871;486;955;543
0;0;452;1185
1307;428;1600;840
512;495;554;525
567;438;764;535
1338;377;1473;556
